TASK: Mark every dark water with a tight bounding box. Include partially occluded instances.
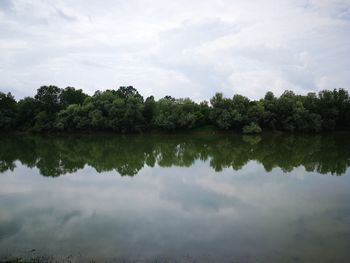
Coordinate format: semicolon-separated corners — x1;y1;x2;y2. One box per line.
0;133;350;263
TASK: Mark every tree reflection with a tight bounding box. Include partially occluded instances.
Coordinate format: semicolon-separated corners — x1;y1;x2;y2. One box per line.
0;133;349;177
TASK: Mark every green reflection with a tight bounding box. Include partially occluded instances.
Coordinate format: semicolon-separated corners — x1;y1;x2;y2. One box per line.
0;133;349;177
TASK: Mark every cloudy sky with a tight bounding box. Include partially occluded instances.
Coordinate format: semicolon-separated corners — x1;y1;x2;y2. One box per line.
0;0;349;101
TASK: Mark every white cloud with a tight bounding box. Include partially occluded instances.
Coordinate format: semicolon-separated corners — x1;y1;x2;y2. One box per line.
0;0;349;100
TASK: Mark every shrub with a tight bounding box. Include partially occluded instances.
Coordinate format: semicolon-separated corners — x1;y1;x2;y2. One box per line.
242;122;262;134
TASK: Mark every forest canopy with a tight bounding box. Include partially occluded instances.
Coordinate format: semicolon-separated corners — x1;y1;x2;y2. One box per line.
0;86;349;133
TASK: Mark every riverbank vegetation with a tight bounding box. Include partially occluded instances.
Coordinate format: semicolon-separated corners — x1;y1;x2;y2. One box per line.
0;86;349;133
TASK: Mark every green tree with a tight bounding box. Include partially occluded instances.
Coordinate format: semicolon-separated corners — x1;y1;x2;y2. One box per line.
35;85;62;112
143;96;156;126
1;86;349;134
0;92;17;130
60;87;88;107
17;97;39;130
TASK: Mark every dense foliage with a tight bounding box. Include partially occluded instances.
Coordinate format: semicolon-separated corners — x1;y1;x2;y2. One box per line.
0;86;349;133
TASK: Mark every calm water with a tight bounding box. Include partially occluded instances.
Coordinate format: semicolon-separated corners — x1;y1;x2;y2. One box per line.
0;133;350;263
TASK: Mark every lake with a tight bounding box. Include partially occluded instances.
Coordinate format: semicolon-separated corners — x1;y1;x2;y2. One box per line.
0;133;350;263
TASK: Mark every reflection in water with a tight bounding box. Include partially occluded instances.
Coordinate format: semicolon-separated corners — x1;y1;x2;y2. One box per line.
0;133;350;263
0;133;350;177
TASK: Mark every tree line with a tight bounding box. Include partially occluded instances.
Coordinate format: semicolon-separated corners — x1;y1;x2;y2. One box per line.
0;85;349;133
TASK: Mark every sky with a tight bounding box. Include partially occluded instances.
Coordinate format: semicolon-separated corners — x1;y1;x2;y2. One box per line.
0;0;349;101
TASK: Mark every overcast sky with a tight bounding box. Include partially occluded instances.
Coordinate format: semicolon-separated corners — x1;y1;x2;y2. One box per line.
0;0;349;101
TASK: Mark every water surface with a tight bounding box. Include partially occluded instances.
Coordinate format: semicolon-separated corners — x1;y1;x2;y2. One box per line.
0;133;350;262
